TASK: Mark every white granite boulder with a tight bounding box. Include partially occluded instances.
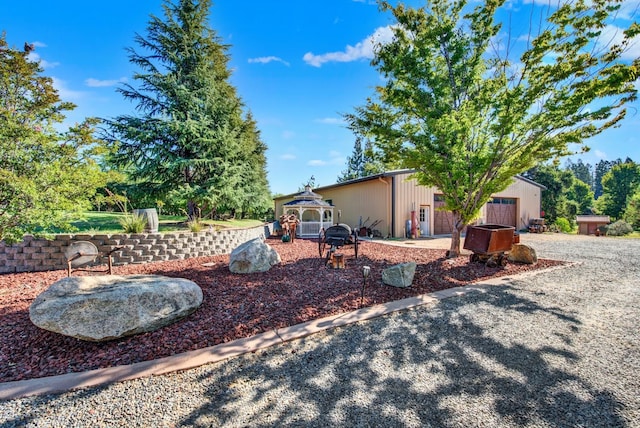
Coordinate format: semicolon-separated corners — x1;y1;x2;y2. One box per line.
229;238;281;273
508;244;538;264
29;275;203;342
382;262;417;288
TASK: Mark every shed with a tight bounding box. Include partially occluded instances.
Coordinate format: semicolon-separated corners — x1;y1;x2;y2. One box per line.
274;170;545;238
576;215;610;235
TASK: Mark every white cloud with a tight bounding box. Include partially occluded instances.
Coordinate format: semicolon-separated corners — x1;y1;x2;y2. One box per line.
315;117;346;125
27;52;59;69
594;149;607;159
248;56;290;66
85;77;128;87
282;130;295;140
280;153;296;160
307;151;344;167
303;25;395;67
599;24;640;61
618;0;640;20
52;77;86;101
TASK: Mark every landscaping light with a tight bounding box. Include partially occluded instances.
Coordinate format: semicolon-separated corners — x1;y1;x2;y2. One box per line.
361;265;370;307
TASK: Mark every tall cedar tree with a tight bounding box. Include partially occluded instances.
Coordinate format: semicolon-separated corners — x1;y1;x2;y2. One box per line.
104;0;269;219
346;0;639;256
0;34;109;243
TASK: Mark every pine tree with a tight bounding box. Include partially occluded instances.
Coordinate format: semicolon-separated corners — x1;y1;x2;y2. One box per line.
104;0;267;219
337;137;365;182
338;137;385;183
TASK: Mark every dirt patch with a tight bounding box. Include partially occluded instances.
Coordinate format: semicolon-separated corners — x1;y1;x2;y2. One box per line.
0;238;563;383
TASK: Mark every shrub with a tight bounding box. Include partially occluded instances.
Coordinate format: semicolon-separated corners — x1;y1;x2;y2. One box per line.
187;218;204;232
605;220;633;236
119;213;147;234
554;217;572;233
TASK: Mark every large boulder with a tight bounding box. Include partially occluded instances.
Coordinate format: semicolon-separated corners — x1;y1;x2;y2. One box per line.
508;244;538;264
382;262;417;288
29;275;203;342
229;238;281;273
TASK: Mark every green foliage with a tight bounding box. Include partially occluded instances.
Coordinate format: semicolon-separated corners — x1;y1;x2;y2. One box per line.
119;213;147;234
187;218;204;232
346;0;638;256
597;161;640;219
565;159;593;190
103;0;270;221
605;219;633;236
623;188;640;229
566;179;594;215
0;34;110;243
554;217;573;233
338;137;386;182
523;165;574;223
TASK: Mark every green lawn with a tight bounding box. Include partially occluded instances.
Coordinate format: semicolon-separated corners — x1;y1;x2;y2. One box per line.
69;211;264;233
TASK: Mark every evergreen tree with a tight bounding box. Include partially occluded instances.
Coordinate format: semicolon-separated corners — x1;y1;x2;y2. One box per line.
338;137;365;182
104;0;267;219
338;137;386;183
565;159;593;190
0;34;109;243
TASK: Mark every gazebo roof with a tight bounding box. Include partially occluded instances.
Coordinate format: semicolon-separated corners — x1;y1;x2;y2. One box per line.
283;185;333;208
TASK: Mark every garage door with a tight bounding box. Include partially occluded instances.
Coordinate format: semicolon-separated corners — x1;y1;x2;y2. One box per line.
434;194;454;235
486;197;517;227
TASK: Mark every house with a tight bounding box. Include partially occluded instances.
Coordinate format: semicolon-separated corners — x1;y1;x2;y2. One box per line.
274;169;545;238
576;215;610;235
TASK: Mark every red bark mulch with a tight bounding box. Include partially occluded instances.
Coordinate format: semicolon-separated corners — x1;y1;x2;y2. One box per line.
0;238;563;383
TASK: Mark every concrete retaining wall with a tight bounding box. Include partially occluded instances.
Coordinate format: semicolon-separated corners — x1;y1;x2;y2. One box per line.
0;223;275;274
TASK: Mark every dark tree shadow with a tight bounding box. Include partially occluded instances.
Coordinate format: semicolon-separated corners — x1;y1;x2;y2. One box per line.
169;284;626;427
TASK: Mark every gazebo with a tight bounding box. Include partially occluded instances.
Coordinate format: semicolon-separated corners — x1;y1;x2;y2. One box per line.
282;186;334;237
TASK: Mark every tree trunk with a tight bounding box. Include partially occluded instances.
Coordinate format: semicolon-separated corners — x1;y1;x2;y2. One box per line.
446;212;465;258
187;200;197;221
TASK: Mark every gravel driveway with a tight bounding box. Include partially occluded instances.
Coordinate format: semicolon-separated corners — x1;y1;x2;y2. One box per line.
1;234;639;427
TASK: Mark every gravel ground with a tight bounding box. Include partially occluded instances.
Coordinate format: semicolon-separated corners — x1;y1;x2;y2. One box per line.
1;233;639;427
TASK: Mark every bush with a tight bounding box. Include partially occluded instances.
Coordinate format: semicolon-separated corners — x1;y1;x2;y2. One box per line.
119;213;147;233
554;217;573;233
187;218;204;232
605;220;634;236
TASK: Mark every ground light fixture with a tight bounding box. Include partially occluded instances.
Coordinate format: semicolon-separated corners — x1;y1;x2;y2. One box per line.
361;265;370;307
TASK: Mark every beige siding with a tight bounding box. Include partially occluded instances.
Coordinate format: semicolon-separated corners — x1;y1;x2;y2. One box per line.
274;178;392;236
489;178;542;230
274;172;542;239
392;174;541;237
316;178;392;235
393;172;436;238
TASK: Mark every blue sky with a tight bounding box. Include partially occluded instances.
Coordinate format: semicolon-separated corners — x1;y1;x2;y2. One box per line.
2;0;639;195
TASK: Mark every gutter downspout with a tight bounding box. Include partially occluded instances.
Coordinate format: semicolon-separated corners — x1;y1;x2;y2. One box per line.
390;176;396;237
378;176;393;238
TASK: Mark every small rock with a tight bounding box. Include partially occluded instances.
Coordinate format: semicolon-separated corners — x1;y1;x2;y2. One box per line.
382;262;417;288
29;275;203;342
229;238;281;274
508;244;538;264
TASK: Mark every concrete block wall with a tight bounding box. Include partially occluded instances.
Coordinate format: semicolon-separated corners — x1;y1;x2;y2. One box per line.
0;223;275;274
